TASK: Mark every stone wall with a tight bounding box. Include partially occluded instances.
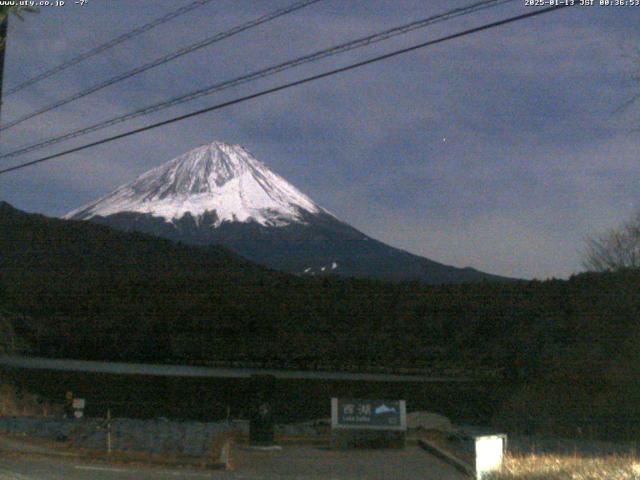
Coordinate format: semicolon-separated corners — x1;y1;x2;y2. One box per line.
0;416;238;457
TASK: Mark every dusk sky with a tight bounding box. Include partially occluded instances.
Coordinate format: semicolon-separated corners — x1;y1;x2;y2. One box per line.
1;0;639;280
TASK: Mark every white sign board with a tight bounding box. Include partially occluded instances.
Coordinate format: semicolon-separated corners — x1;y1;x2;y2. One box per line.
331;398;406;431
475;434;506;479
72;398;86;409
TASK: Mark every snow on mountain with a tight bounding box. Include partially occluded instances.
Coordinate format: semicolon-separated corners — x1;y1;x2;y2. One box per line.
63;140;512;284
302;261;340;275
65;141;325;227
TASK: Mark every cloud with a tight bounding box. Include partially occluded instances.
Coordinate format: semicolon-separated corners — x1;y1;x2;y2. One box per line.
1;1;638;278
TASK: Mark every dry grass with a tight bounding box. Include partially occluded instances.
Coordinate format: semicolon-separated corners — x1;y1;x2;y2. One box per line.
0;384;63;417
486;453;640;479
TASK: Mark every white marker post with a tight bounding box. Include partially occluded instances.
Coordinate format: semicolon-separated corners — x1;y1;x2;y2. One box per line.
475;434;507;479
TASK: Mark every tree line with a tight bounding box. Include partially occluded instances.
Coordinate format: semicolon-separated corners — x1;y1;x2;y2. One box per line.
2;202;639;383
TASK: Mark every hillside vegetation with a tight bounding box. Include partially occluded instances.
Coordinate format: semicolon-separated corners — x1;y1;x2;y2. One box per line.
487;454;640;480
2;202;640;437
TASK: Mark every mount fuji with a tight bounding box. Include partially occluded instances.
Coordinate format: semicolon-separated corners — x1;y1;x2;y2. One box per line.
65;141;507;283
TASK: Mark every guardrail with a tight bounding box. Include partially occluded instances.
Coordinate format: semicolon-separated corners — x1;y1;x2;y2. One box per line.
0;355;476;383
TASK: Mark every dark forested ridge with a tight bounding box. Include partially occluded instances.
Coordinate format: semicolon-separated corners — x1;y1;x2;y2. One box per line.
2;201;640;380
3;202;640;437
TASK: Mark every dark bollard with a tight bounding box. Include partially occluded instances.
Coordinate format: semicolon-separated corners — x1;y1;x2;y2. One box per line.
249;374;276;446
64;391;74;419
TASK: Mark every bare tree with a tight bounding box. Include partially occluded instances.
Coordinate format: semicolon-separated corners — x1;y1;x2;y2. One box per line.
582;211;640;272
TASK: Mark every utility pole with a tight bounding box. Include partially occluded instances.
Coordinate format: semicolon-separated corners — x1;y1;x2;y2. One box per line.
0;13;8;124
106;408;112;455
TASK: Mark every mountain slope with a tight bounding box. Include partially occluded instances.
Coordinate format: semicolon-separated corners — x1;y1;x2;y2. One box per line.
5;202;640;441
66;141;508;284
3;200;504;365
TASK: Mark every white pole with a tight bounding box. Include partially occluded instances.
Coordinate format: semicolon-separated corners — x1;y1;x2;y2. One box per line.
107;408;112;455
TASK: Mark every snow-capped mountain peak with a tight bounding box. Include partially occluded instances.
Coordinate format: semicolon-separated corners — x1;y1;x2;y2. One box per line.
65;141;325;227
63;140;510;284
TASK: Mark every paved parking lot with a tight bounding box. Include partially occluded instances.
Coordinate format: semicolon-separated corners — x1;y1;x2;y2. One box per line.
0;435;467;480
231;444;468;479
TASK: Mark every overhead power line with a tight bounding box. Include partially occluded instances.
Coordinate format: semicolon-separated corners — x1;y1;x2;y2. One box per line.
0;0;323;132
0;4;573;177
0;0;515;161
3;0;217;98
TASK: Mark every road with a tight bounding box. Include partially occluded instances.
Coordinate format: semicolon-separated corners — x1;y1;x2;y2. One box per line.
0;436;231;480
0;455;231;480
0;443;467;479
